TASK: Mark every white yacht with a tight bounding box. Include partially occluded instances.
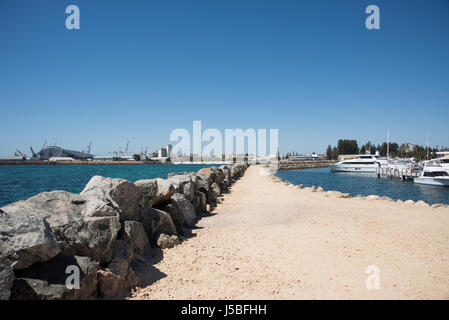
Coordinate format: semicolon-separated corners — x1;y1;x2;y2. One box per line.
329;154;381;173
386;158;421;172
414;161;449;187
435;155;449;170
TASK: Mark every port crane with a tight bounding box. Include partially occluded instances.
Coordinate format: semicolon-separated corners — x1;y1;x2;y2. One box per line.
15;149;27;159
109;141;130;159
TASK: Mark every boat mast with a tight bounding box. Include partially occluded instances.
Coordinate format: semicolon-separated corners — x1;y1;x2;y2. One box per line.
387;128;390;159
426;130;429;160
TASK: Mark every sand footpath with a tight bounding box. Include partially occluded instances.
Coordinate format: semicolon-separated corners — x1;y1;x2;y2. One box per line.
131;165;449;299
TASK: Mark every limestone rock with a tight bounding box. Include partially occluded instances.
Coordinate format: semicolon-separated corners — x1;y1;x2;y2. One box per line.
134;179;158;208
97;240;137;299
139;208;177;242
152;178;176;206
156;233;180;249
121;221;150;256
169;193;196;227
338;193;352;199
157;203;184;235
10;254;99;300
183;181;195;202
365;195;380;200
0;208;60;269
209;182;221;204
81;176;141;223
2;191;120;264
415;200;429;207
0;253;14;300
195;191;207;213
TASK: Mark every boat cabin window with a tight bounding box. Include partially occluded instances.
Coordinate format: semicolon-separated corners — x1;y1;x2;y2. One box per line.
423;171;449;177
342;161;376;165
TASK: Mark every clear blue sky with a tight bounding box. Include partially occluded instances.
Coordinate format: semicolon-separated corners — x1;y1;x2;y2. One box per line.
1;0;448;156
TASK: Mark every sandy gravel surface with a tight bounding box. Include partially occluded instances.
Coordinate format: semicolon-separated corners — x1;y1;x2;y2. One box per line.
131;166;449;299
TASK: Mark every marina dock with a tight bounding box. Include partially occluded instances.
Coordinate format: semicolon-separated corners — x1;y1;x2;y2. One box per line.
376;167;421;180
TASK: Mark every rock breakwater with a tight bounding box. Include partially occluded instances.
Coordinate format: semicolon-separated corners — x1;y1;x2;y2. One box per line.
0;163;248;300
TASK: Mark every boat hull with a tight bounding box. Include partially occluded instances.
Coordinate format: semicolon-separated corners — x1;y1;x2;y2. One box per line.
414;177;449;187
329;165;378;173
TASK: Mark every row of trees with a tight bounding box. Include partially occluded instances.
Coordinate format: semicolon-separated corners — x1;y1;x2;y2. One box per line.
326;139;448;161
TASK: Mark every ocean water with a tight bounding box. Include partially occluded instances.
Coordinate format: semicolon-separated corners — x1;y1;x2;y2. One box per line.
0;164;216;207
276;168;449;205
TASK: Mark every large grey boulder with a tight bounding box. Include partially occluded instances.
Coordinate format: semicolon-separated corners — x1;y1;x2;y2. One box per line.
139;208;177;242
188;173;201;190
197;168;215;187
220;166;232;187
183;181;195;202
0;253;14;300
0;208;60;270
2;191;120;264
169;193;196;227
157;203;184;235
97;240;137;299
163;174;195;197
152;178;176;206
81;176;141;223
194;191;207;213
196;173;211;193
121;221;150;256
134;179;158;208
209;182;221;204
10;254;99;300
211;167;225;185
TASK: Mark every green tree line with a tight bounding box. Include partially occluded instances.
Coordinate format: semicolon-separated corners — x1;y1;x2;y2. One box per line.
325;139;448;161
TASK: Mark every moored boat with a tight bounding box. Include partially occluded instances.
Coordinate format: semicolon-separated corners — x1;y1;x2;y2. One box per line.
414;161;449;187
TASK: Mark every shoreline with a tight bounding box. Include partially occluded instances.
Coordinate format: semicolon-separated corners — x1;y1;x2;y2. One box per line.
275;169;449;207
131;165;449;299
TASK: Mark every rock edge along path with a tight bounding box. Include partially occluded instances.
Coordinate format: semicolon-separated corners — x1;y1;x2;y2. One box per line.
131;165;449;299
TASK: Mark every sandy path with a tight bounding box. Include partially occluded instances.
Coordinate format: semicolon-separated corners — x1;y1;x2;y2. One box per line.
131;166;449;299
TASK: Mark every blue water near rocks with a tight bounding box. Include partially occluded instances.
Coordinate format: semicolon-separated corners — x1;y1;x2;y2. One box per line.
0;164;215;207
276;168;449;205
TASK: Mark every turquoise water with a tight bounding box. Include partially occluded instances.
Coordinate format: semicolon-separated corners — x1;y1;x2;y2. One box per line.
0;164;215;207
276;168;449;205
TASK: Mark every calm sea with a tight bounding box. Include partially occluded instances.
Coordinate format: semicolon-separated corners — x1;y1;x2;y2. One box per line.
276;168;449;205
0;164;215;207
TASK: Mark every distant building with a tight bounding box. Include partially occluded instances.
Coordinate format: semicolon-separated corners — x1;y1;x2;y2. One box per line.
166;144;172;157
158;147;167;158
31;146;93;161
